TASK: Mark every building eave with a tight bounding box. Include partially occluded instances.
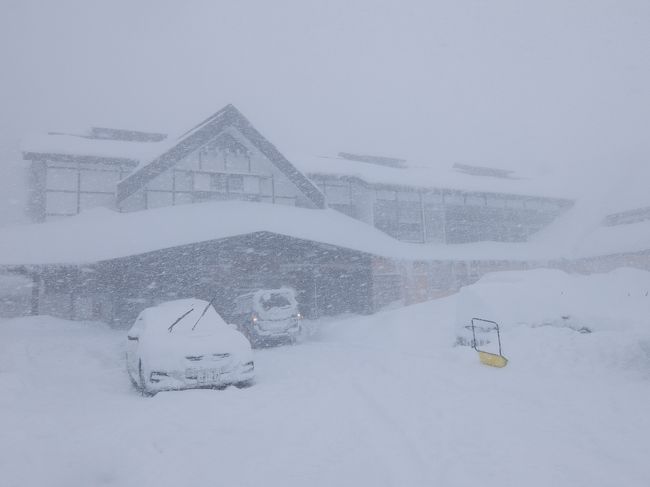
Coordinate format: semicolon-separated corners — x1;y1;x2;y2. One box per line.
306;171;574;206
23;151;139;167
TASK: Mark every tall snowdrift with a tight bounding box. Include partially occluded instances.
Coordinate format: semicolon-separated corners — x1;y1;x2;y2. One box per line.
456;267;650;334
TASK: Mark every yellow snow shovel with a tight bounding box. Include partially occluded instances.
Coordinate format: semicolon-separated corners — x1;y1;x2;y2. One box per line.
471;318;508;368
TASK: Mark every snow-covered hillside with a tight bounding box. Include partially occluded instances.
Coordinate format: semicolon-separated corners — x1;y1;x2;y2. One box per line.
1;269;649;487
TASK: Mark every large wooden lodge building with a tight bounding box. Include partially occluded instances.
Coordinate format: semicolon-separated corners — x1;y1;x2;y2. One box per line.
2;104;645;325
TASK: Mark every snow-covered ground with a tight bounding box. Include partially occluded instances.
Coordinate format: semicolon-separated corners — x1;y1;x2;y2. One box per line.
2;270;650;487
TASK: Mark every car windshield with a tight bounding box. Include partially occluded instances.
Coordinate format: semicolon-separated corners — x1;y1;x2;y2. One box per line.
260;293;291;311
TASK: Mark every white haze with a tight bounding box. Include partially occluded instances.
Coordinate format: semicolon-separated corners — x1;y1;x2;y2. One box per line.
0;0;649;225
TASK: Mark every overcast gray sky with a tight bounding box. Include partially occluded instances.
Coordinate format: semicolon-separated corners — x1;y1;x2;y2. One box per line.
1;0;649;223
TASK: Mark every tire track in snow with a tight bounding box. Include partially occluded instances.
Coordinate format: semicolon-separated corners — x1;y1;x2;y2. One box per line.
335;352;432;486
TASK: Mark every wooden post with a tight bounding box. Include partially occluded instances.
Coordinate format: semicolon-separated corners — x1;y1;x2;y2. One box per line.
30;271;40;316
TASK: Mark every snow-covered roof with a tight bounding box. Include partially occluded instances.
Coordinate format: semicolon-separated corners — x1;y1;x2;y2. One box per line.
21;133;169;164
575;220;650;258
603;206;650;227
116;105;326;208
21;113;574;204
0;198;646;267
292;154;573;200
0;201;551;266
530;198;650;259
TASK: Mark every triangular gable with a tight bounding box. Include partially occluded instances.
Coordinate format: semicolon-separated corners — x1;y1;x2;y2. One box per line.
116;104;325;208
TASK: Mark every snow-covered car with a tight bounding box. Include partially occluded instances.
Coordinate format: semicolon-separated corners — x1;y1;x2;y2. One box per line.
231;287;302;347
126;298;254;394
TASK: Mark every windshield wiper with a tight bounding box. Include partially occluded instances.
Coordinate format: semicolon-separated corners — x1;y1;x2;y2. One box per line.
168;308;194;333
192;296;217;331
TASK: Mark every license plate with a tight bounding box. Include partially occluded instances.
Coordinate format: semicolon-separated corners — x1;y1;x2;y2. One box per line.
197;369;220;383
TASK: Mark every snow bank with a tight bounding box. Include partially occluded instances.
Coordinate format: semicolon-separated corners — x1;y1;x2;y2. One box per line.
456;267;650;335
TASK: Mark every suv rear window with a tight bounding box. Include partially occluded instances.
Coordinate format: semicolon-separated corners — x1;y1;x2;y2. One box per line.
260;294;291;310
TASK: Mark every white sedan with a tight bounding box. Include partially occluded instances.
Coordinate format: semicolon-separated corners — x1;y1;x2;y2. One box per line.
126;298;254;395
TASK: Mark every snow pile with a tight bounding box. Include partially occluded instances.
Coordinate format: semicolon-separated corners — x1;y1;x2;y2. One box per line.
454;268;650;373
0;315;126;396
456;267;650;333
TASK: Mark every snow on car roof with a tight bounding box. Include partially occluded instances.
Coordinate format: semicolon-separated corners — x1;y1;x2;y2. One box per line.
292;154;573;200
0;200;551;266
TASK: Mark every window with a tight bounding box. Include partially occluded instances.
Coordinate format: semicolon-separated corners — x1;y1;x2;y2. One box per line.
374;199;399;237
524;199;543;210
174;171;193;191
274;180;296;198
506;198;525;209
80;170;119;192
486;195;506;207
465;195;486;206
179;152;200;171
376;189;396;201
398;224;423;242
211;173;228;192
201;149;225;172
46;192;77;214
193;173;211;192
260;178;273;197
398;201;421;223
444;193;464;205
80;193;114;210
147;171;173;191
226;153;249;172
398;203;424;242
398;191;419;202
243;176;260;194
228;175;244;193
47;168;77;191
422;192;442;204
326;183;350;204
260;293;291;310
424;205;445;242
146;191;173;209
174;193;193;205
374;193;425;241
